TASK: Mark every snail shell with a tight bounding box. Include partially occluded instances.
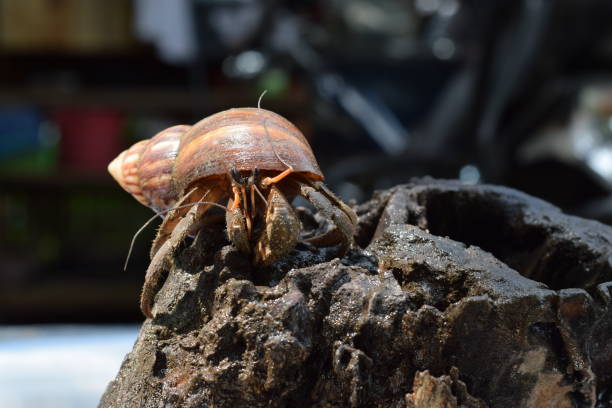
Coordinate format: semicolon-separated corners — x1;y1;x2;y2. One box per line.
175;108;323;193
108;125;190;211
109;108;323;210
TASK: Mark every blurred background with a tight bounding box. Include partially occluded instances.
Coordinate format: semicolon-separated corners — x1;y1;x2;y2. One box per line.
1;0;612;405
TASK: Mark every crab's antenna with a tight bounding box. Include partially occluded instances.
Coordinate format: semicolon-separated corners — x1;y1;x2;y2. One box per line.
257;90;293;171
124;186;198;270
252;183;268;205
257;89;268;109
123;192;228;271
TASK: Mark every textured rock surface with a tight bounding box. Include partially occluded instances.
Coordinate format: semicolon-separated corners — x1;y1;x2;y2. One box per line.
405;368;486;408
100;179;612;408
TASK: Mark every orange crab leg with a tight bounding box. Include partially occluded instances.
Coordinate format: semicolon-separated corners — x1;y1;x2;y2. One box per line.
231;183;242;210
250;184;257;219
230;175;254;238
242;184;253;237
261;167;294;188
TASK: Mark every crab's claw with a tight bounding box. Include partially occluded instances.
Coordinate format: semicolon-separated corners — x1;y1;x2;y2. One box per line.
253;186;301;265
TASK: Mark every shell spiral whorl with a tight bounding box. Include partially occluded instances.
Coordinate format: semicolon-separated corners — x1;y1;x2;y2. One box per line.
108;124;190;212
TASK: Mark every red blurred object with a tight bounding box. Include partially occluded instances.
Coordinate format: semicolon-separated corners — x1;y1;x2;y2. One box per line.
54;108;123;173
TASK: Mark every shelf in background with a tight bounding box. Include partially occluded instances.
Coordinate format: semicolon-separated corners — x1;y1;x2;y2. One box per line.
0;86;308;113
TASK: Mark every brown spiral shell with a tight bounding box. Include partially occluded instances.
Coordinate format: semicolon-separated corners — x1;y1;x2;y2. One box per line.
174;108;323;193
108;124;190;211
108;108;323;210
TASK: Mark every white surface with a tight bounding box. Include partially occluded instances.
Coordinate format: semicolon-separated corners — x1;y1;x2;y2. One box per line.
0;325;139;408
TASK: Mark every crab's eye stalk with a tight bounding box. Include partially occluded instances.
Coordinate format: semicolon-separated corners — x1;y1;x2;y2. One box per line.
230;168;243;185
248;168;260;185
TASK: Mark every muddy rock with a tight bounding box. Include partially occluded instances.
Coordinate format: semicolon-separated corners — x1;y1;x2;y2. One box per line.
100;179;612;408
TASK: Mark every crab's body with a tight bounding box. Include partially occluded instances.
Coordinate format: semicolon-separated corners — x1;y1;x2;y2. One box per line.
109;108;357;318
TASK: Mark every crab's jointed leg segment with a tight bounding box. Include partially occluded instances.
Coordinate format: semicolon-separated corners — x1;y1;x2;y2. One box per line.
230;183;242;210
149;188;199;259
141;201;203;317
230;173;254;240
141;186;225;318
149;187;225;259
299;181;356;253
250;184;257;219
311;181;358;226
261;167;294;189
226;197;251;255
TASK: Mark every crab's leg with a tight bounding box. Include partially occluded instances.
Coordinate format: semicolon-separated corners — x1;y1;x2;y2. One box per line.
229;175;254;240
140;203;201;317
226;197;251;255
150;187;224;259
253;185;300;265
299;181;357;253
141;187;225;318
149;191;196;259
309;181;358;226
261;167;294;188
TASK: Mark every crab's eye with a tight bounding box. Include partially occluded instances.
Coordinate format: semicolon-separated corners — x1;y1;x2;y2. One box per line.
230;168;243;184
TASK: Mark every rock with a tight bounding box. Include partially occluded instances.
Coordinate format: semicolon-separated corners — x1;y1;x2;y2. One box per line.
99;179;612;408
405;368;486;408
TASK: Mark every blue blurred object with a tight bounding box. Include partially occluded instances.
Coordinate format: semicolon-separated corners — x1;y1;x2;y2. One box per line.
0;325;138;408
0;106;59;173
0;107;44;159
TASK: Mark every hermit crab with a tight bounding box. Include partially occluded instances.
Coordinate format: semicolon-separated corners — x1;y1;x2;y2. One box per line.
109;107;357;317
